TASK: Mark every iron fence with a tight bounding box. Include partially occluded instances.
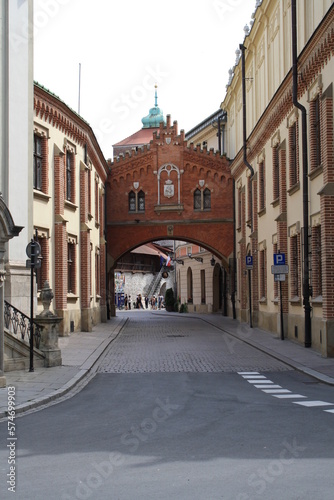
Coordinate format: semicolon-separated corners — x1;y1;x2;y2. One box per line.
4;300;42;349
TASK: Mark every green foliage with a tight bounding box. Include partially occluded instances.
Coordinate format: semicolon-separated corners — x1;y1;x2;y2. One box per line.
165;288;175;310
179;303;188;313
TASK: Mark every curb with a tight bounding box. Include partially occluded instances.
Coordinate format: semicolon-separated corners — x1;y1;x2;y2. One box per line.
0;318;128;420
153;311;334;386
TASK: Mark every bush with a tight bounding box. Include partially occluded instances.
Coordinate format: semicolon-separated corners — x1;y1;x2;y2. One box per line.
179;303;188;313
165;288;175;312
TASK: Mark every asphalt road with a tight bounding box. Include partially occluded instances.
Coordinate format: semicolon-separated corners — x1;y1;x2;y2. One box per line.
1;313;334;500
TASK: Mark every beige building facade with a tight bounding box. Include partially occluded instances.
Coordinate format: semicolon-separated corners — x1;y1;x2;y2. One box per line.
221;0;334;355
33;83;109;335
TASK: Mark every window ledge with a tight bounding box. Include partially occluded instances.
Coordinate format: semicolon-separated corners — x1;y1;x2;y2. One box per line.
259;297;267;304
88;213;93;221
272;298;279;304
154;204;184;215
271;197;280;208
309;164;323;180
65;200;78;212
290;296;301;305
258;207;266;217
311;295;323;306
96;295;101;301
34;189;50;201
67;294;79;303
287;181;300;196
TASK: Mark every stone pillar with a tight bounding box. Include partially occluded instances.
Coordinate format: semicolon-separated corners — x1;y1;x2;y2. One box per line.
35;281;62;367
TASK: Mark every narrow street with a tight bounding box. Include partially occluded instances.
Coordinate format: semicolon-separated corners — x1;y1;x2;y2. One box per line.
1;312;334;500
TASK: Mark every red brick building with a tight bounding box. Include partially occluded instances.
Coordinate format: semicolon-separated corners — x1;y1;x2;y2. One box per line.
106;115;234;315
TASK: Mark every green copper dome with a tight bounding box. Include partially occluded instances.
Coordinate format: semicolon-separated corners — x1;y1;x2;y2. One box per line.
141;85;165;128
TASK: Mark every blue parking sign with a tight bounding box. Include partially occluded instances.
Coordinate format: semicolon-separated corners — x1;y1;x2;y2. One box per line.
274;253;285;265
246;255;253;268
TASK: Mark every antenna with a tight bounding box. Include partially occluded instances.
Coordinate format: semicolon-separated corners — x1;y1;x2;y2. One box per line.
78;63;81;115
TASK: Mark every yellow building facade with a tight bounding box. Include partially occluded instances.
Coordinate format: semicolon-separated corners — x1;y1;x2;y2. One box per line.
222;0;334;355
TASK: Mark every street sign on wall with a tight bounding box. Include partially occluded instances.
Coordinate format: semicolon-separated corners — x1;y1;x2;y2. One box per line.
246;255;253;269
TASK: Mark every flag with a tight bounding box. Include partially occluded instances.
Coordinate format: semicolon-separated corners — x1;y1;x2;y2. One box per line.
166;255;171;267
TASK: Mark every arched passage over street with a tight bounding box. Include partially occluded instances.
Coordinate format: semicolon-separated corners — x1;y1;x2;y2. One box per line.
106;116;234;315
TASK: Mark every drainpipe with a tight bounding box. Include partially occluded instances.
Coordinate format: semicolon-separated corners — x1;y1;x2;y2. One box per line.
218;114;222;155
240;43;254;328
291;0;311;348
231;179;236;319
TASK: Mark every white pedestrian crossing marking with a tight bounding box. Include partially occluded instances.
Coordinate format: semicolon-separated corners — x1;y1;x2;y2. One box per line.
237;372;260;375
255;384;282;389
247;379;273;384
294;401;334;407
273;394;306;399
262;389;291;394
239;373;333;413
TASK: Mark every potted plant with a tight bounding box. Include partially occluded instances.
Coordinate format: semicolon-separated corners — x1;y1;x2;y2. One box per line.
165;288;175;312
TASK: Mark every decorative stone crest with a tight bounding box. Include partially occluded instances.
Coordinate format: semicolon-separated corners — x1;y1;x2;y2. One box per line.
164;179;174;198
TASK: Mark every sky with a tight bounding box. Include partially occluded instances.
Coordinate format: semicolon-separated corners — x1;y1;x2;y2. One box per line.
33;0;256;159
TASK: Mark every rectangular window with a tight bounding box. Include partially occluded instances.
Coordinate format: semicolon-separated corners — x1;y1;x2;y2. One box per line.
273;242;278;299
95;178;99;222
237;188;242;228
310;95;322;171
259;248;267;299
289;123;298;187
259;161;265;211
290;234;301;298
311;225;322;298
273;146;279;200
67;242;76;294
314;96;321;167
33;135;43;190
95;250;100;297
247;176;252;222
66;151;72;201
88;168;92;215
201;269;206;304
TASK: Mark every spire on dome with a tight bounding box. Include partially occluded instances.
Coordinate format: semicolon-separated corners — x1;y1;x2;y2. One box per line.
141;85;166;129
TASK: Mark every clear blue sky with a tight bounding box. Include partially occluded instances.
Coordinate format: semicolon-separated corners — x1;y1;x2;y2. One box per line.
34;0;256;158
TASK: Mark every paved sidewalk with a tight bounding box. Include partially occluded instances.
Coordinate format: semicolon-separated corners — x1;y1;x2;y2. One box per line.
173;312;334;385
1;310;334;420
0;316;127;419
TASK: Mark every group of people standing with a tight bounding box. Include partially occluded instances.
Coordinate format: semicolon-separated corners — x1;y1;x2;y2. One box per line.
123;293;164;310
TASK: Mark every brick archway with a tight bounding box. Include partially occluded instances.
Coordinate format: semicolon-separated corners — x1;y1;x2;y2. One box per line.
106;116;234;315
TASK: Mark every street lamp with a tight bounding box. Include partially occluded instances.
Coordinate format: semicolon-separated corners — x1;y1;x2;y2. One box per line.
188;252;203;263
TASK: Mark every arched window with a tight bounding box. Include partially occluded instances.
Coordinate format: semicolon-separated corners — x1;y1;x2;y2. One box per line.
138;190;145;211
129;191;136;211
194;189;201;210
203;188;211;209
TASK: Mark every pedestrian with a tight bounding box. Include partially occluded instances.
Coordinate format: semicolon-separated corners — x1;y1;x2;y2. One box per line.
124;294;128;310
128;295;131;310
145;295;149;309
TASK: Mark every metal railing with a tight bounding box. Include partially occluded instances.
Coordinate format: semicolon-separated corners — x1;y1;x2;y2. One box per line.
4;300;42;349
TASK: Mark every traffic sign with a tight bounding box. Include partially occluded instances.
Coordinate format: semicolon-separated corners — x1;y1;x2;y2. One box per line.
26;259;41;269
273;253;285;265
26;241;41;259
271;264;289;274
246;255;253;269
274;274;286;282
